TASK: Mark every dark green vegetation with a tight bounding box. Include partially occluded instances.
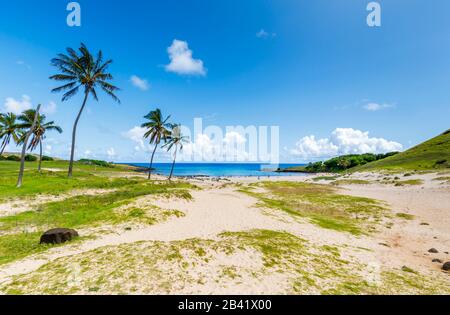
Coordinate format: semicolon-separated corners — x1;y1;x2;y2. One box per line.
356;129;450;172
0;160;194;265
78;159;114;168
281;152;398;173
241;182;387;235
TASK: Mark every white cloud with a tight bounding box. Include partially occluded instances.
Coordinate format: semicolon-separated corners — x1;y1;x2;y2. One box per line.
290;128;403;160
3;95;32;114
165;39;206;76
182;131;249;161
363;102;394;111
130;75;150;91
44;145;52;155
256;29;276;39
122;126;150;152
42;101;57;114
16;60;31;70
107;147;116;159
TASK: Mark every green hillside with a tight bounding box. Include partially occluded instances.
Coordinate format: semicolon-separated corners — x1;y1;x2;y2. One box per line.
356;129;450;172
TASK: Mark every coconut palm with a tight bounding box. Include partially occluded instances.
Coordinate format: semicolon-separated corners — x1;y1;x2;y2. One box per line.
17;109;63;172
163;124;188;181
141;109;171;179
0;113;22;155
50;43;120;177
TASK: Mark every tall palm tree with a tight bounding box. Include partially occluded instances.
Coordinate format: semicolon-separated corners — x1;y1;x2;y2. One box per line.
17;109;63;172
0;113;21;155
141;109;171;179
49;43;120;177
163;124;188;181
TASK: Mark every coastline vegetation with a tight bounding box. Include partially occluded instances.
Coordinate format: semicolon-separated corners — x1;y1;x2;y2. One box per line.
240;181;387;235
280;152;398;174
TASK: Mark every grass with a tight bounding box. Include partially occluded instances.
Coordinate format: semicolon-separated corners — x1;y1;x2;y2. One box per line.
4;229;448;295
0;232;83;265
0;160;195;266
240;182;387;235
0;160;140;201
312;176;340;181
331;179;371;186
394;179;423;186
356;129;450;172
395;213;415;220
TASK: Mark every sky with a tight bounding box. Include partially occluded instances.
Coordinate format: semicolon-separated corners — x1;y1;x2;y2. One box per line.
0;0;449;163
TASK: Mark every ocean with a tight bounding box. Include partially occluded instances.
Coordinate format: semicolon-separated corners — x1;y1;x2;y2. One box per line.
123;163;306;177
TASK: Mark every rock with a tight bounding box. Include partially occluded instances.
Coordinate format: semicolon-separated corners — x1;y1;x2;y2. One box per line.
40;228;79;245
432;259;443;263
428;248;439;253
443;262;450;271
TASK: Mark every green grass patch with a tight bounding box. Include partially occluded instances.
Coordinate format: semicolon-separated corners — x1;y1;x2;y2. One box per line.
356;129;450;172
394;179;423;186
395;213;415;220
241;182;387;235
331;179;371;186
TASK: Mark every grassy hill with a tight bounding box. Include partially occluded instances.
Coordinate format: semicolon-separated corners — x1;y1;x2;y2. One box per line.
355;129;450;172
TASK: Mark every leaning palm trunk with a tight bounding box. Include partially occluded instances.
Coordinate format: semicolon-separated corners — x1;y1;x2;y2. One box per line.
17;105;41;188
0;139;8;155
148;143;158;180
68;91;89;177
168;145;178;181
38;141;43;173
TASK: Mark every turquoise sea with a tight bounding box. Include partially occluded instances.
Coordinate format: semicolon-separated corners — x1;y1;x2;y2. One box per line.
124;163;306;177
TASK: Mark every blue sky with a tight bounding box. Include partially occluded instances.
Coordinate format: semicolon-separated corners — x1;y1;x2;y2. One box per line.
0;0;449;162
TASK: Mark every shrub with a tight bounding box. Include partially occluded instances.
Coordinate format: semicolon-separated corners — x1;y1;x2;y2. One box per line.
6;155;20;162
78;159;113;168
41;156;54;161
25;154;37;162
0;155;6;161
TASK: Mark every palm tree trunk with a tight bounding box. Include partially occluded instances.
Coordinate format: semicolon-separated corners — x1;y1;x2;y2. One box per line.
0;139;8;155
38;141;43;173
68;91;89;178
17;105;41;188
148;143;158;180
168;145;178;181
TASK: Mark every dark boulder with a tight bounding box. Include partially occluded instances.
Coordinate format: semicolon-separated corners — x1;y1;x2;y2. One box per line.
432;258;442;263
40;228;79;245
443;262;450;271
428;248;439;253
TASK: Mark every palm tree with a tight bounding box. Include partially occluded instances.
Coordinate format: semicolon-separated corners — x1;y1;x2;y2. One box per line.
49;43;120;177
0;113;22;155
163;124;188;181
141;109;171;179
17;109;63;172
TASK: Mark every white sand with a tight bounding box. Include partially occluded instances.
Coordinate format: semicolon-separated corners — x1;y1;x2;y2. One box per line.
0;171;449;292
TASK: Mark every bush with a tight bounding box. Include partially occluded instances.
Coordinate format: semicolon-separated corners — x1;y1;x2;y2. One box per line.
303;152;400;173
0;155;6;161
6;155;20;162
41;156;54;161
78;159;113;168
25;154;37;162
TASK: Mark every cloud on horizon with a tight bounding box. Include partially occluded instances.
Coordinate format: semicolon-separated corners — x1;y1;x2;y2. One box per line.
290;128;403;161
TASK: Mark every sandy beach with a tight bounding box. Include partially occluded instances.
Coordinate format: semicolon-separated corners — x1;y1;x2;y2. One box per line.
0;170;449;294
